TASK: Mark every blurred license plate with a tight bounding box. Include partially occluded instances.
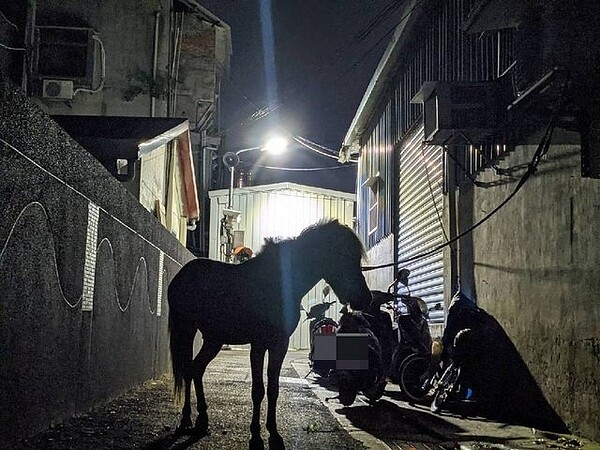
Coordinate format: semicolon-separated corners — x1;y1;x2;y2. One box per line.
312;333;370;371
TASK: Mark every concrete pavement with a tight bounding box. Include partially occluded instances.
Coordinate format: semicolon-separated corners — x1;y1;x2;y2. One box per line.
20;348;599;450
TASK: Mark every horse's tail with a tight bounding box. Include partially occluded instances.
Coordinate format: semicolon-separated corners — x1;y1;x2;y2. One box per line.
168;296;192;404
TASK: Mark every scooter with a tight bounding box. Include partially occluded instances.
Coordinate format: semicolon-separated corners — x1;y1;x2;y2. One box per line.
371;269;441;401
305;285;339;378
327;274;401;406
328;306;387;406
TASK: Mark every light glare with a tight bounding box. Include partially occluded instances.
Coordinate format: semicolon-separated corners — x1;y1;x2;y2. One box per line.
263;137;288;155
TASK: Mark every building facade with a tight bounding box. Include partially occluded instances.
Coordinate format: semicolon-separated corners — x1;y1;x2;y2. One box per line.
0;0;231;253
342;0;600;440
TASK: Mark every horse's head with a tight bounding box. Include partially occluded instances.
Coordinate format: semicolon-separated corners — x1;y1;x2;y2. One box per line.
299;220;371;311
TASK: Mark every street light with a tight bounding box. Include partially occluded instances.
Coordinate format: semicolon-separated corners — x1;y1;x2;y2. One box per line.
220;136;288;262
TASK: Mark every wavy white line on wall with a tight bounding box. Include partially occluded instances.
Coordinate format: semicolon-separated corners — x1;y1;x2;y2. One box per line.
97;237;156;313
0;201;163;313
0;201;83;308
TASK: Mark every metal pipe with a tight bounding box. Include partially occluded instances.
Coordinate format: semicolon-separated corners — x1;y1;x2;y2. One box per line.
227;166;234;208
21;0;36;93
151;11;161;117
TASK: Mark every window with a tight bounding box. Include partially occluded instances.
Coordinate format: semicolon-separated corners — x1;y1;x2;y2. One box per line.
365;175;381;236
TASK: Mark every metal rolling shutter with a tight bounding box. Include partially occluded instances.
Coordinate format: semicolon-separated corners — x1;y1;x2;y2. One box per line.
397;125;445;324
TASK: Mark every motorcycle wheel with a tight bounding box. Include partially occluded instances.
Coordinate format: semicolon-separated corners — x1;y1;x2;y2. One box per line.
390;347;413;383
399;354;430;402
430;363;461;413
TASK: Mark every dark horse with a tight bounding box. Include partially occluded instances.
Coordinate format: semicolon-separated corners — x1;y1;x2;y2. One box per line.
168;219;371;449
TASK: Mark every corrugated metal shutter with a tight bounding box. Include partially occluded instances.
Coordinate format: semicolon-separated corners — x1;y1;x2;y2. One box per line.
397;125;445;323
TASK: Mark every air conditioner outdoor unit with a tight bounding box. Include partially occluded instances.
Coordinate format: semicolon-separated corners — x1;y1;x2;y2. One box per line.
412;81;501;145
42;79;74;100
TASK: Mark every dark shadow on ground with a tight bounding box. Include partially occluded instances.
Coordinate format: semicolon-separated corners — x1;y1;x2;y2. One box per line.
142;428;203;450
333;399;523;446
445;311;569;434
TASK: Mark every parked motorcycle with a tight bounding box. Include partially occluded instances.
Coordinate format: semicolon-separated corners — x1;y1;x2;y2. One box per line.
328;307;387;405
305;285;339;378
428;291;498;413
367;269;444;402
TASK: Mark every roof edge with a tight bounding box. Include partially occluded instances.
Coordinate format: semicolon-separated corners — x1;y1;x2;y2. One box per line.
208;182;356;201
341;0;425;152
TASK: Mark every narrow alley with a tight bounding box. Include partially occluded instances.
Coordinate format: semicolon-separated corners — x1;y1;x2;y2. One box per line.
19;349;597;450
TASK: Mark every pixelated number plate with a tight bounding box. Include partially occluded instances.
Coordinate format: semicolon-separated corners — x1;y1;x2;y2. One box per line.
312;333;370;371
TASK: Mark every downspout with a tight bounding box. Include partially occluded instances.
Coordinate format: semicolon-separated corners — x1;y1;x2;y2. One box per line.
21;0;36;93
151;11;161;117
446;147;459;298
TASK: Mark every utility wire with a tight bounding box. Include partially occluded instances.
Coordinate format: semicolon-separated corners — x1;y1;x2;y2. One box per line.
219;1;421;135
240;161;355;172
293;136;357;162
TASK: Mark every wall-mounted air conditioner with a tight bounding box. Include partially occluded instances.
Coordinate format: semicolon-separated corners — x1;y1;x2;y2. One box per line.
412;81;501;145
42;79;74;100
31;26;97;97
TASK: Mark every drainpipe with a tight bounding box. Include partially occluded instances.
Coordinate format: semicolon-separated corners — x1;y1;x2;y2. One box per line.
21;0;36;93
151;11;161;117
446;147;459;298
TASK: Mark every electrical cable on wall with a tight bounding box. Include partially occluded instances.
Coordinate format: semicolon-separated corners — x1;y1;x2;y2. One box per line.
422;144;449;243
74;35;106;95
0;8;18;31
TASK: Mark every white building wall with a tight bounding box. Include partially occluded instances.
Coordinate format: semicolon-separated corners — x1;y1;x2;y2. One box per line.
208;182;356;349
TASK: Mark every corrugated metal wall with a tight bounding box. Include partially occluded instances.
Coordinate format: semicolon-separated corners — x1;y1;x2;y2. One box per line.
208;183;355;349
358;0;515;243
356;0;516;326
397;126;445;323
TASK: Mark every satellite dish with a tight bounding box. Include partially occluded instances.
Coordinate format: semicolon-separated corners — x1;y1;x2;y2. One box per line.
222;152;240;168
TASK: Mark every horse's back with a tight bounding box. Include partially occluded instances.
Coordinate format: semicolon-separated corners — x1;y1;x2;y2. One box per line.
169;258;232;301
168;258;250;327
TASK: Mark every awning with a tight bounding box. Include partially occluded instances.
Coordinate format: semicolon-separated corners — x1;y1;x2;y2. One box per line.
53;115;199;221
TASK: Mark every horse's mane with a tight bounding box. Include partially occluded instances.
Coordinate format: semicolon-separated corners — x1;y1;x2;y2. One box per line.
255;219;365;259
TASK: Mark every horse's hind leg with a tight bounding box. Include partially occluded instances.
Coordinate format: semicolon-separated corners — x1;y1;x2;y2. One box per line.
266;339;288;450
249;343;266;450
192;339;222;435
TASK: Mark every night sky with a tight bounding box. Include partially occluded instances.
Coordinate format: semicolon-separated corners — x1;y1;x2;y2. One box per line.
199;0;397;192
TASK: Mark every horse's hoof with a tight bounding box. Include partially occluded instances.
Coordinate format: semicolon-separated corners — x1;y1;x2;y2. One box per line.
194;416;210;437
176;417;193;435
249;435;265;450
268;433;285;450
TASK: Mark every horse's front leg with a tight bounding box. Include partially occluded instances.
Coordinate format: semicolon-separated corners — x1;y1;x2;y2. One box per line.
192;339;222;435
266;339;288;450
249;344;266;450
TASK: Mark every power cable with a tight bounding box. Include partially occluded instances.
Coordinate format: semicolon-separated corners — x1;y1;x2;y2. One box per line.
421;144;449;243
219;1;422;135
293;136;357;162
240;161;355;172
